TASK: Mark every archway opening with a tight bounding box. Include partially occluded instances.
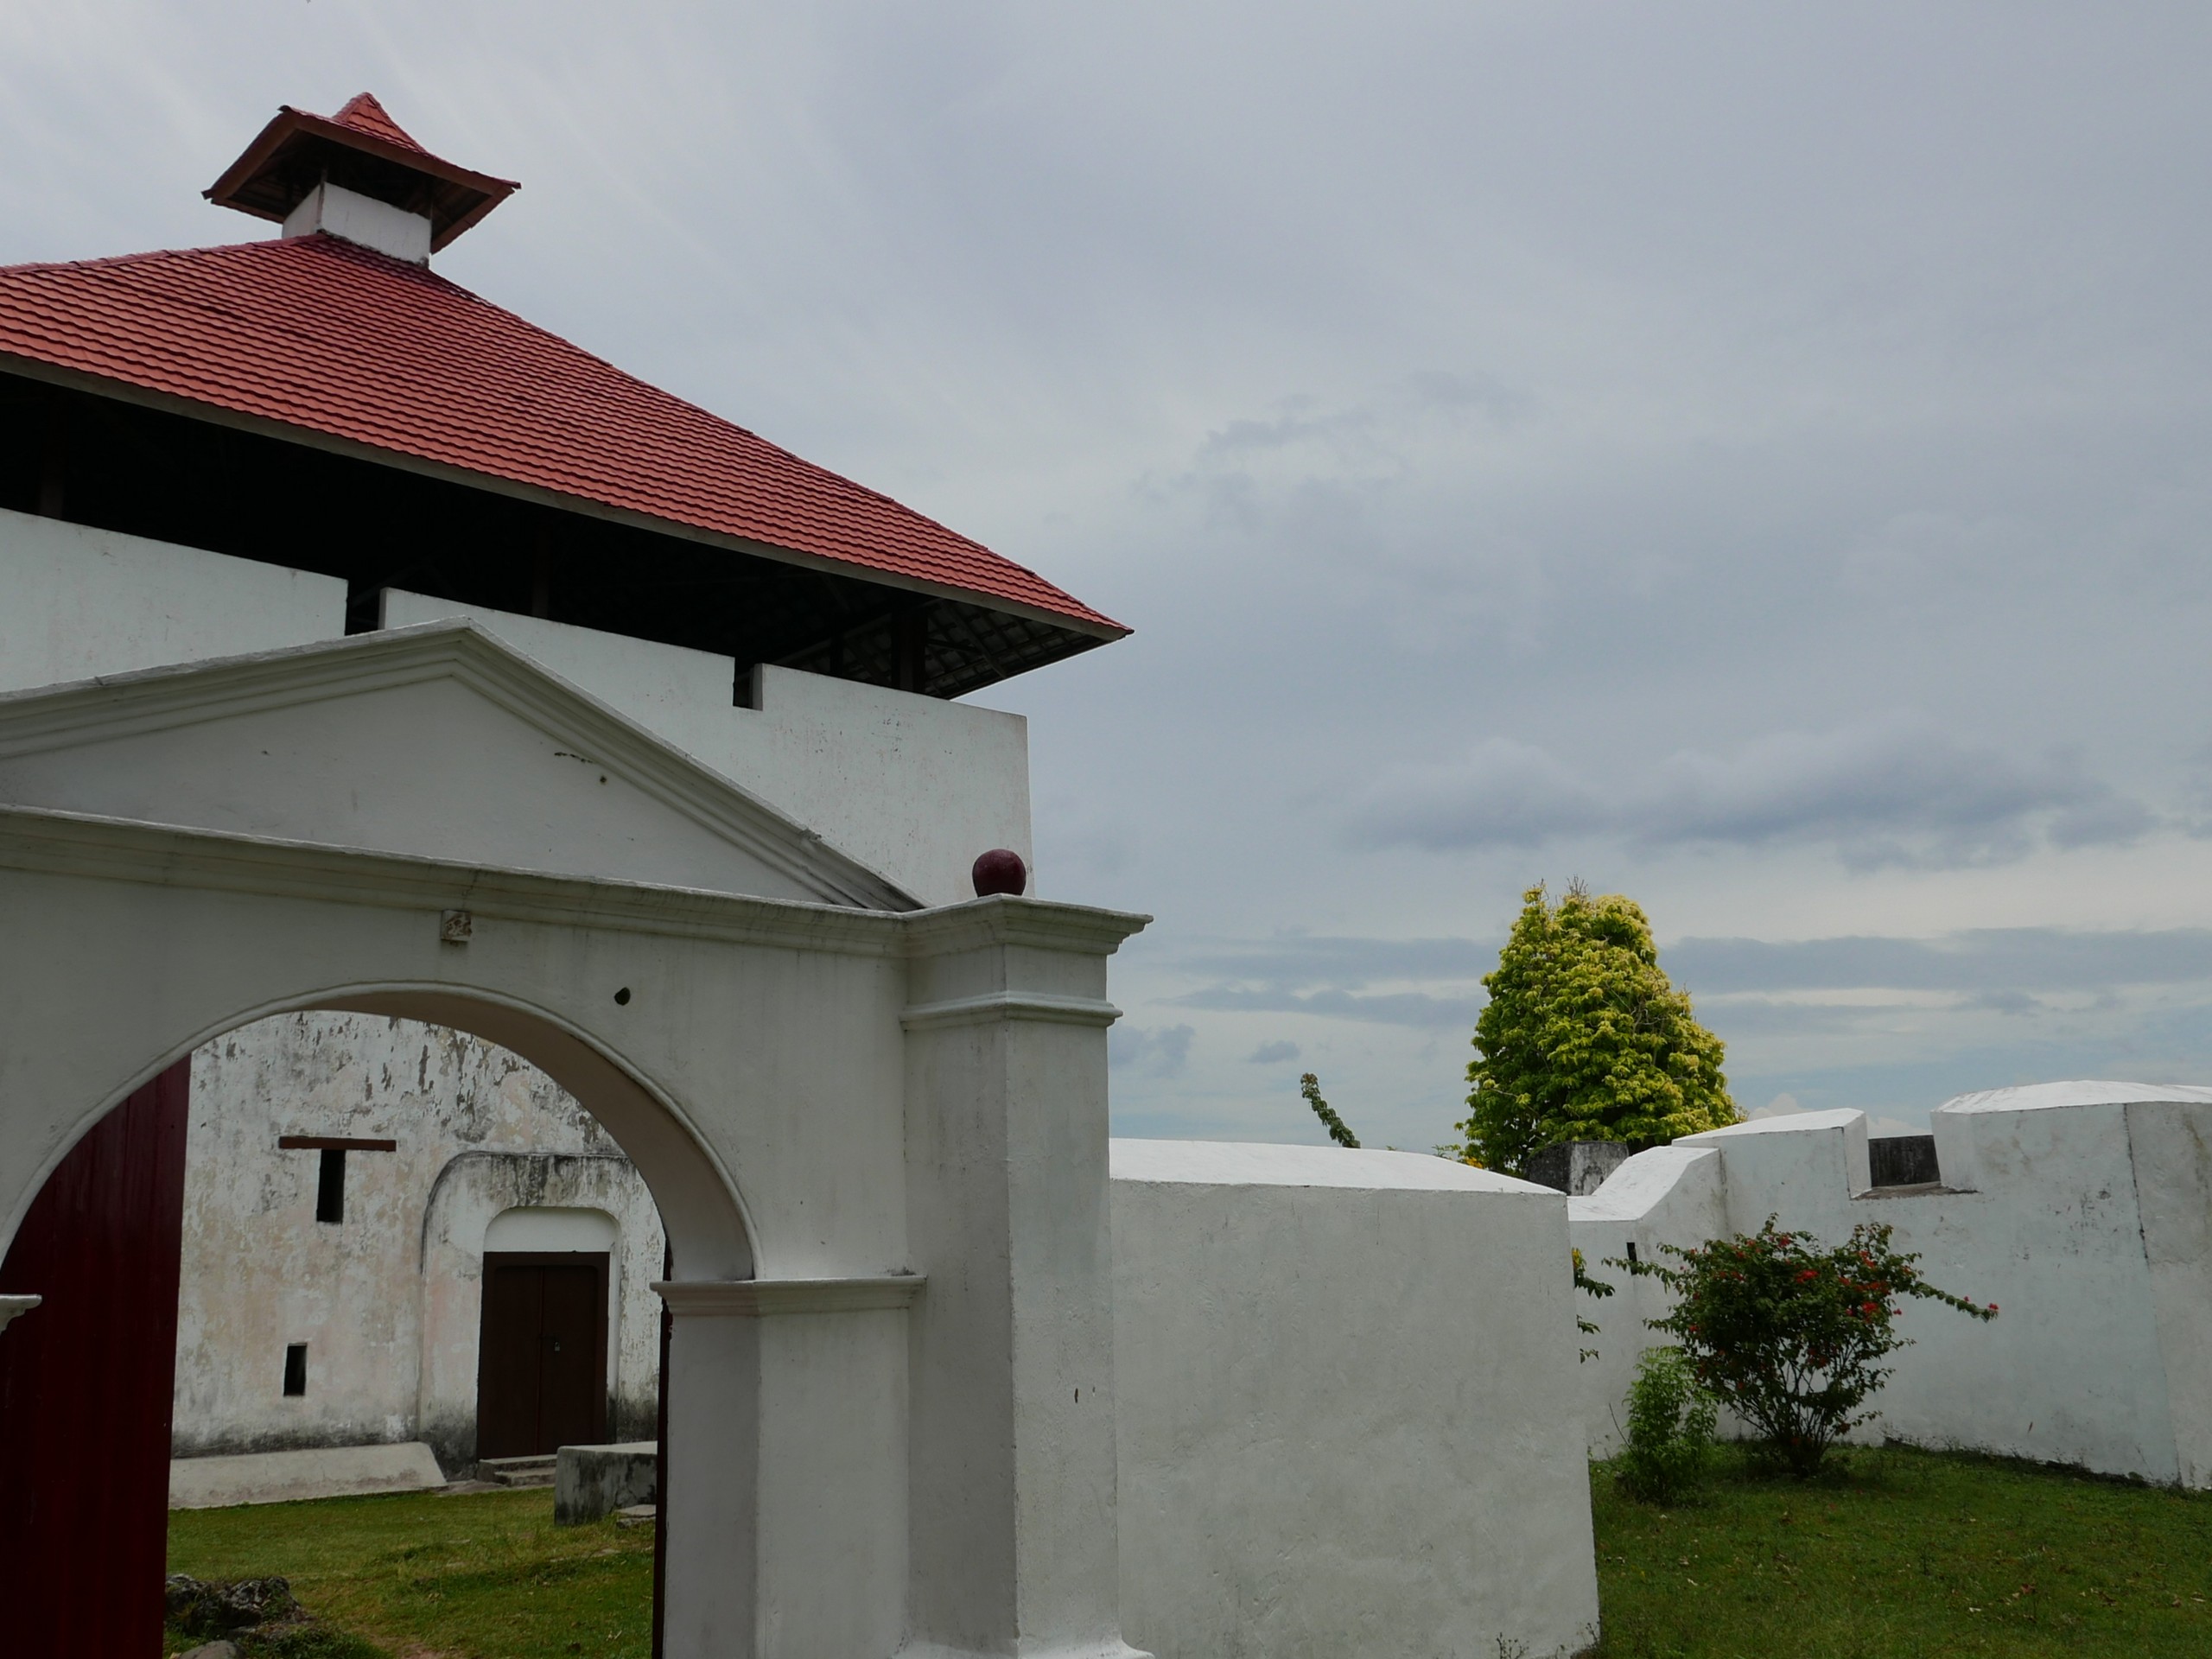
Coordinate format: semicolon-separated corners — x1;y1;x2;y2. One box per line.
0;991;745;1659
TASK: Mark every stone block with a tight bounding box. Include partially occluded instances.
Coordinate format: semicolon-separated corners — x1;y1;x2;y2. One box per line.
555;1440;659;1526
168;1442;446;1509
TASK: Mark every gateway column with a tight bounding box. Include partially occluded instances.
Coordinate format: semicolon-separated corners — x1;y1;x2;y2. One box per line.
899;896;1151;1659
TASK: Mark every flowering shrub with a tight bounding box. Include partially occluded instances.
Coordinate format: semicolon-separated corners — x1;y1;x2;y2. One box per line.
1617;1217;1996;1476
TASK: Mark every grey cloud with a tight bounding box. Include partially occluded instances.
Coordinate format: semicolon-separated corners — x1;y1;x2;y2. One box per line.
1173;986;1479;1029
1345;718;2151;870
1669;927;2212;996
1171;934;1498;988
1108;1023;1195;1079
1247;1039;1302;1064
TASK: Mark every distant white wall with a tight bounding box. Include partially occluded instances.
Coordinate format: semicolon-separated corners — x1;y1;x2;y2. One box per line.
1111;1141;1602;1659
1569;1084;2212;1487
379;589;1031;907
0;506;345;693
177;1014;667;1473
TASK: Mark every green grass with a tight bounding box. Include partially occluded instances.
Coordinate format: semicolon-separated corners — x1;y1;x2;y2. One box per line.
1592;1442;2212;1657
166;1487;653;1659
170;1445;2212;1658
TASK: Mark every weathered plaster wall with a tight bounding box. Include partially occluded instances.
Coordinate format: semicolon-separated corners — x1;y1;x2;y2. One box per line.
1111;1141;1602;1659
379;588;1031;907
1569;1085;2212;1486
176;1013;665;1471
0;506;345;692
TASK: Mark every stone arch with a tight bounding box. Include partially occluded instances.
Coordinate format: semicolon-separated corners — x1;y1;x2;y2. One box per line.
3;974;753;1284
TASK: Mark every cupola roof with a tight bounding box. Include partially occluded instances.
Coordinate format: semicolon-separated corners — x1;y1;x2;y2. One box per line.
204;92;519;252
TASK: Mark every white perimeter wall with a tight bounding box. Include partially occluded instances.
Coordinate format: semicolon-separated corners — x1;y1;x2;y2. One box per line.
0;506;345;691
1569;1084;2212;1487
1111;1140;1602;1659
380;589;1032;908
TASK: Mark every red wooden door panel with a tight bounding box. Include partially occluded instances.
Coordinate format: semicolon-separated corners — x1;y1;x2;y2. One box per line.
476;1252;607;1459
0;1060;190;1656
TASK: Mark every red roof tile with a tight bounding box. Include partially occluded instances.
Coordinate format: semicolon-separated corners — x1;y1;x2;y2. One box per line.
0;234;1124;635
328;92;426;154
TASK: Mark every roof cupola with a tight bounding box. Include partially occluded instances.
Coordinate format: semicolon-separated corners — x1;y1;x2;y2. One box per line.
203;93;518;264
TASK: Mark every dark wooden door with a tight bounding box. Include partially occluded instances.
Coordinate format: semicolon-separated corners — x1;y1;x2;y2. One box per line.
0;1060;190;1656
476;1252;608;1459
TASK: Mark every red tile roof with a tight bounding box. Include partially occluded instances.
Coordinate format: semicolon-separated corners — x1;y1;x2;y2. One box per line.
327;92;425;154
0;234;1124;636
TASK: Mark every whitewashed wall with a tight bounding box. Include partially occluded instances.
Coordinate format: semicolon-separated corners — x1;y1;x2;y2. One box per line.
380;589;1032;908
177;1014;666;1472
1569;1084;2212;1487
1112;1141;1602;1659
0;507;344;691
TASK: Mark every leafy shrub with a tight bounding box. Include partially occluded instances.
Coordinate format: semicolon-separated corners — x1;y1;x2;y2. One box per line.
1619;1217;1996;1476
1616;1345;1716;1503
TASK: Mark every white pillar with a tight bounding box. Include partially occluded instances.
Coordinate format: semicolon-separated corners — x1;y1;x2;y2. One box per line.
655;1276;923;1658
899;897;1152;1659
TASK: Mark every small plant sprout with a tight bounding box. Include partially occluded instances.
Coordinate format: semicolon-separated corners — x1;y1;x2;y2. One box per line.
1300;1072;1360;1147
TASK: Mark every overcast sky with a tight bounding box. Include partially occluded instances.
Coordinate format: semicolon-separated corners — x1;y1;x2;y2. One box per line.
9;3;2212;1147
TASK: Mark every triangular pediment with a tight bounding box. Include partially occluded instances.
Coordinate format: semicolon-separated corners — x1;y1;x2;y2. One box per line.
0;622;918;910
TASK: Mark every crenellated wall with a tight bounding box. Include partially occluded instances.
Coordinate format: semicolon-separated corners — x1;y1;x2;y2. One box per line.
1569;1084;2212;1487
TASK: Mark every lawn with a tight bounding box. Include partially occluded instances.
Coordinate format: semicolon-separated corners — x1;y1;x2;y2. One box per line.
1591;1443;2212;1657
171;1446;2212;1658
166;1487;654;1659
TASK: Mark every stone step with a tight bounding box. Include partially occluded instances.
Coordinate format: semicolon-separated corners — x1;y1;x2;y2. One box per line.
477;1454;558;1488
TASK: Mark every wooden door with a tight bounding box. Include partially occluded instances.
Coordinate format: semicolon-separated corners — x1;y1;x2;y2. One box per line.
0;1061;190;1656
476;1253;608;1459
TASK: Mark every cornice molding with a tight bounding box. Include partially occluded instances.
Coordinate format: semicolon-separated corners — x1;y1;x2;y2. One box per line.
0;1295;40;1334
0;805;910;957
901;991;1123;1033
652;1276;926;1317
899;894;1152;959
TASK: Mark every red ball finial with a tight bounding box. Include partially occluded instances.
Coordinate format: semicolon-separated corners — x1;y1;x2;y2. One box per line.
971;849;1027;897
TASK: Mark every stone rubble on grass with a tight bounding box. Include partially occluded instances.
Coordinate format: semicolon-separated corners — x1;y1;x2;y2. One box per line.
165;1573;302;1641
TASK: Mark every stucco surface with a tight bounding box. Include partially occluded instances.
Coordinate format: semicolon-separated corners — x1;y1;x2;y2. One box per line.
1111;1143;1601;1659
1570;1087;2212;1484
0;508;345;694
381;590;1031;907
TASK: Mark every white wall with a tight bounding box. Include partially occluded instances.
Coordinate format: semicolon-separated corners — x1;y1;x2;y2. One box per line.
0;506;344;692
177;1013;666;1471
1569;1084;2212;1487
379;590;1032;908
1111;1141;1602;1659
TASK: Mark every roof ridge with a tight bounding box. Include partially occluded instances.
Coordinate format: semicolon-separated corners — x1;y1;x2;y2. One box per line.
327;92;427;154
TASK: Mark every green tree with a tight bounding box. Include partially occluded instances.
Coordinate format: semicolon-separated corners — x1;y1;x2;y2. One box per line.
1457;881;1737;1173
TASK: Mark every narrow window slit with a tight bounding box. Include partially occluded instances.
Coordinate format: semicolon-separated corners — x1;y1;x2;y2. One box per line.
283;1344;308;1397
315;1148;346;1224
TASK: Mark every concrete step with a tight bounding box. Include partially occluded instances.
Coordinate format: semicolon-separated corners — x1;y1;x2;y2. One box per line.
477;1454;558;1488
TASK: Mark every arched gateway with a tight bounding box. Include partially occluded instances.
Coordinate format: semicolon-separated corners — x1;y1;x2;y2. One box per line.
0;623;1151;1657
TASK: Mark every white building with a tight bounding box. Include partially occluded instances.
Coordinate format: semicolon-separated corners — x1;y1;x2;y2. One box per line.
0;90;1603;1656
